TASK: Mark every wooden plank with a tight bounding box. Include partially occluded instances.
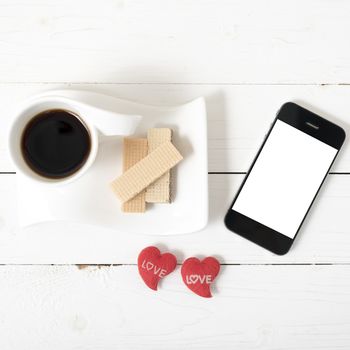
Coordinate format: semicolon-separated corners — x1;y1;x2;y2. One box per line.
1;84;350;173
0;173;349;264
0;0;349;84
0;264;349;349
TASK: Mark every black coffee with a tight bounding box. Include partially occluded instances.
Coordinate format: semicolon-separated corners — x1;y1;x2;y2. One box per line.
21;109;91;179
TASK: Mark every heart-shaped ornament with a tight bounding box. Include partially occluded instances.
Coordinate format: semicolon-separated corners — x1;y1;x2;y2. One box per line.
138;246;177;290
181;257;220;298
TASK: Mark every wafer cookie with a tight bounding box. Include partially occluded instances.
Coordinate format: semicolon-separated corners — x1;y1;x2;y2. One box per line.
122;138;148;213
146;128;172;203
111;141;183;203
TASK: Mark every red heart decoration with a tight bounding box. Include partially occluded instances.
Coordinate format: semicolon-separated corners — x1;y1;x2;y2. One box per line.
138;246;177;290
181;257;220;298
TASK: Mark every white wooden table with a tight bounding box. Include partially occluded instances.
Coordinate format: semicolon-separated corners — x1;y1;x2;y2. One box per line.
1;1;350;349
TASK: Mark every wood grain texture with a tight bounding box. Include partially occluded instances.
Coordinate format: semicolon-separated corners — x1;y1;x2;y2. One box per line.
1;84;350;173
0;0;349;347
0;265;349;350
0;173;349;264
0;0;349;84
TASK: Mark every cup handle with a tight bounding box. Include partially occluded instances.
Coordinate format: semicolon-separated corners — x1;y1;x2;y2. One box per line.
77;104;142;136
49;95;142;136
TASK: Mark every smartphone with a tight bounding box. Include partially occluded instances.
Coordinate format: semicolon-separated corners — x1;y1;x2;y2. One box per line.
224;102;345;255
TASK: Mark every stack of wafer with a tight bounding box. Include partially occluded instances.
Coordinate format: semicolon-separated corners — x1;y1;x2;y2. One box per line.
110;128;182;213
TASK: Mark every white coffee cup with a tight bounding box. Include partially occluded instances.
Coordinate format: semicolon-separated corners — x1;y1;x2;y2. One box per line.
9;91;142;185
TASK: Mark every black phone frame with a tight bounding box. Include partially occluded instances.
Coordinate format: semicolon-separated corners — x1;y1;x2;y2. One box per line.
224;102;346;255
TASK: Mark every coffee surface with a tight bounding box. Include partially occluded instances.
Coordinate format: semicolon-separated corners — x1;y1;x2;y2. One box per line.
21;109;91;179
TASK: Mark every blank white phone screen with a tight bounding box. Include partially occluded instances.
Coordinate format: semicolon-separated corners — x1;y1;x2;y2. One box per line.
232;119;337;239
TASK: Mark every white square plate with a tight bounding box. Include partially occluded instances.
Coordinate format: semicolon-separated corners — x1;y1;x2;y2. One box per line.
17;90;208;235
